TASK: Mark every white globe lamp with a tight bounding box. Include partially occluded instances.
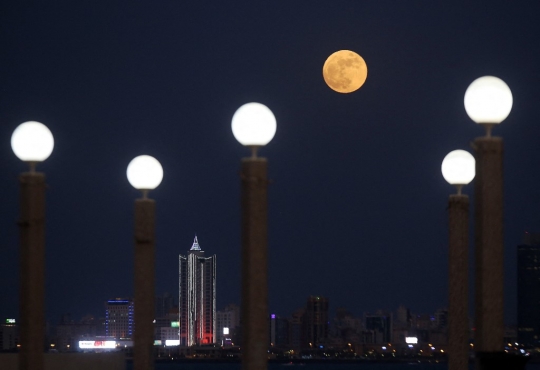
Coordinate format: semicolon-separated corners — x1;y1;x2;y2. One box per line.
11;121;54;170
442;150;475;194
127;155;163;197
464;76;512;136
232;102;276;157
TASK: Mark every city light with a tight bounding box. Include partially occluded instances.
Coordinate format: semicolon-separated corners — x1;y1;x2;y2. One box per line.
165;340;180;346
79;340;116;349
405;337;418;344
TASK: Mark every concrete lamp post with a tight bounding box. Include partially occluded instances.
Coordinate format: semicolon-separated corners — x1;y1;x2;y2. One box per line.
465;76;526;369
11;121;54;370
442;149;475;370
232;102;276;370
465;76;511;357
127;155;163;370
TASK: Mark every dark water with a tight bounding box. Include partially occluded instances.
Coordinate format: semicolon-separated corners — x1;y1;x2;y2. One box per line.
125;363;540;370
134;365;450;370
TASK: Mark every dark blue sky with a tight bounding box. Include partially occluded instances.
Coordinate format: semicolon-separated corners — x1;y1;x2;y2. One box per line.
1;1;540;325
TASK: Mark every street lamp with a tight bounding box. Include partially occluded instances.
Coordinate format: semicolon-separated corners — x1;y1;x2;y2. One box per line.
465;76;511;357
11;121;54;370
442;149;475;370
127;155;163;370
232;102;276;370
464;76;513;137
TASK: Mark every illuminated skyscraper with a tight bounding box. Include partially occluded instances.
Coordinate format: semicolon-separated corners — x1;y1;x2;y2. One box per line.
179;236;216;346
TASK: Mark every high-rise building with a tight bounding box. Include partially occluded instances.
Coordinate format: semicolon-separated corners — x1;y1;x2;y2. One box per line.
364;311;392;343
395;305;411;329
179;236;216;346
288;308;305;351
303;296;329;348
517;233;540;347
269;314;289;348
155;292;175;320
105;298;134;339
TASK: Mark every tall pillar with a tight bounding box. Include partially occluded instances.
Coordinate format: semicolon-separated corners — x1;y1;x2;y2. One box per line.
134;198;155;370
18;172;46;370
241;157;268;370
448;194;469;370
473;136;504;353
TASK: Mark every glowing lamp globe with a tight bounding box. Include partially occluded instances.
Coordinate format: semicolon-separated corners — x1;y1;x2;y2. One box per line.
127;155;163;190
11;121;54;162
441;150;475;185
464;76;512;124
231;102;276;146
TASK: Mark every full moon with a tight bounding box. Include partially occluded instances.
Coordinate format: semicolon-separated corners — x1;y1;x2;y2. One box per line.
322;50;367;93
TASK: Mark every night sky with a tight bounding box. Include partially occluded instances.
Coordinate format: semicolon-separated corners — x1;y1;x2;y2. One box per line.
1;2;540;326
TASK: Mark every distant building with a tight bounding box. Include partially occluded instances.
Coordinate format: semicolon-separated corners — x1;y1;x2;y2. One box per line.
179;236;216;346
394;305;411;329
517;233;540;347
216;304;240;345
154;305;179;342
331;308;362;345
55;314;98;351
288;308;305;351
155;293;175;320
0;319;18;350
434;308;448;330
160;326;180;342
269;314;289;348
105;298;134;339
364;311;392;343
303;296;329;348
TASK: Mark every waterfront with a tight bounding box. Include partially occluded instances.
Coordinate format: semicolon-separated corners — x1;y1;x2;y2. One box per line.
125;362;540;370
133;364;451;370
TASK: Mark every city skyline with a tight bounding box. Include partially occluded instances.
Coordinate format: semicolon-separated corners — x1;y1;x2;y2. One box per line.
2;1;540;327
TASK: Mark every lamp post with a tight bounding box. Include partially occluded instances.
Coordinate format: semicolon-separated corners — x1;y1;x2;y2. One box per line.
232;102;276;370
11;121;54;370
464;76;512;359
127;155;163;370
442;149;475;370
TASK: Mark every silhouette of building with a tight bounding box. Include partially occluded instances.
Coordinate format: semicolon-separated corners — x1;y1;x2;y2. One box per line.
54;314;98;351
364;311;392;343
303;296;329;348
517;232;540;347
395;305;411;329
155;292;175;319
179;236;216;346
105;298;134;339
331;308;362;345
288;308;305;351
0;319;18;350
269;314;289;348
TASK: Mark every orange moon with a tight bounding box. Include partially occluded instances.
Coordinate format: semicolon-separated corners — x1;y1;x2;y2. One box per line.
322;50;367;93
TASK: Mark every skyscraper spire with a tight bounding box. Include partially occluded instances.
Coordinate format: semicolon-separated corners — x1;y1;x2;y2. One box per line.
190;235;201;251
